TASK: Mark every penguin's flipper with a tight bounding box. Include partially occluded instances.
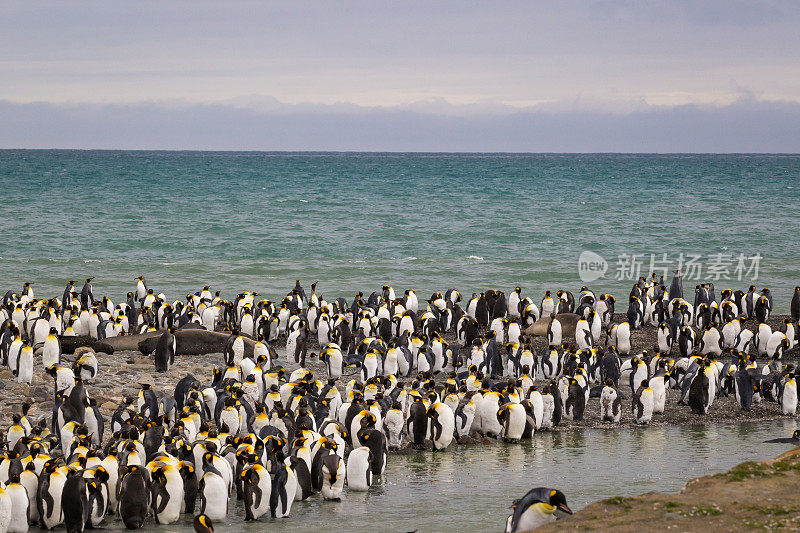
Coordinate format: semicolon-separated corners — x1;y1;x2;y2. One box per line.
154;483;170;515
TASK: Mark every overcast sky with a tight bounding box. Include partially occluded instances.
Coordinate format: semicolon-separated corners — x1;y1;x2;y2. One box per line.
2;1;799;151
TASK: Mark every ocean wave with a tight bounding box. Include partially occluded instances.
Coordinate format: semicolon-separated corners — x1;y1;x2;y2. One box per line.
468;255;484;261
84;259;101;263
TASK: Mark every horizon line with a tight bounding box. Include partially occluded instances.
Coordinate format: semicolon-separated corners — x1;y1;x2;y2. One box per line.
2;148;800;156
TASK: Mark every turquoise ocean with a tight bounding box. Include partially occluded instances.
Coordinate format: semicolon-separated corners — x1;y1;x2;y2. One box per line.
1;151;798;311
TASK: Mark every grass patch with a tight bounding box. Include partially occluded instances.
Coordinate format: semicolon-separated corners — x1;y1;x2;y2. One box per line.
745;505;800;516
716;461;771;481
770;460;800;473
603;496;632;510
664;501;681;509
716;459;800;481
679;505;722;517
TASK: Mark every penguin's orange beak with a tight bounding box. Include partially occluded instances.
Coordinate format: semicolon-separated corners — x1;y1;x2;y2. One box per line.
558;503;573;514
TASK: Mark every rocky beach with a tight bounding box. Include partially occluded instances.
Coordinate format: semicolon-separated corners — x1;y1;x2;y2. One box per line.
4;313;797;435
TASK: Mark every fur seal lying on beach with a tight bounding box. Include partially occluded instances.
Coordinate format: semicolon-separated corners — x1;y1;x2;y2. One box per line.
60;324;207;354
136;328;269;358
522;313;581;340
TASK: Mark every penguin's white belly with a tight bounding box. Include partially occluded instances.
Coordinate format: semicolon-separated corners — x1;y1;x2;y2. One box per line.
155;478;183;524
637;391;654;423
432;408;455;450
6;485;28;533
782;383;798;415
503;405;526;441
513;505;556;531
0;492;11;533
346;449;372;491
480;400;503;437
200;474;228;521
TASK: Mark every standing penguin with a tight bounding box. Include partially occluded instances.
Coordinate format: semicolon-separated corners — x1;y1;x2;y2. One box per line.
0;486;11;533
15;345;33;384
118;465;150;529
632;379;654;424
80;278;94;310
564;379;586;421
497;402;526;443
42;328;61;369
407;398;428;449
356;427;387;476
614;322;632;356
627;296;643;329
508;287;522;318
199;453;228;521
649;367;669;414
668;270;683;301
657;322;673;354
546;314;562;348
38;459;67;530
5;473;29;533
627;357;648;394
135;276;148;302
223;331;245;366
733;365;756;411
242;463;271;521
61;281;75;312
85;478;107;529
20;463;39;526
62;473;89;533
150;464;183;525
269;460;297;518
782;374;798;416
154;328;177;373
321;344;344;379
688;364;710;415
599;380;621;423
320;454;346;501
426;402;455;451
541;291;555;317
346;446;373;491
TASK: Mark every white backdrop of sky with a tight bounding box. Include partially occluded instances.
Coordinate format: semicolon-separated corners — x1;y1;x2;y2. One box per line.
2;1;799;151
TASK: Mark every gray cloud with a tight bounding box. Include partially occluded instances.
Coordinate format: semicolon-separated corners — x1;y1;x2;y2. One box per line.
2;98;798;152
2;1;799;107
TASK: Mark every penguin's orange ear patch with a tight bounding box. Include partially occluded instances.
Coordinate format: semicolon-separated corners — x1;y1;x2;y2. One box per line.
550;490;557;497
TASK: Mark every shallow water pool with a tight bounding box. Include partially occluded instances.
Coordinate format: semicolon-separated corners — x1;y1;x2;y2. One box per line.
92;418;799;532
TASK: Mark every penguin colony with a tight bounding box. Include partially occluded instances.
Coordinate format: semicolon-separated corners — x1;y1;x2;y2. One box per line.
0;277;799;531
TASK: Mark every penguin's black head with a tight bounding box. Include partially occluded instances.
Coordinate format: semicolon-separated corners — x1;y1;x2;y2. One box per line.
548;489;573;514
793;430;800;441
194;514;214;533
